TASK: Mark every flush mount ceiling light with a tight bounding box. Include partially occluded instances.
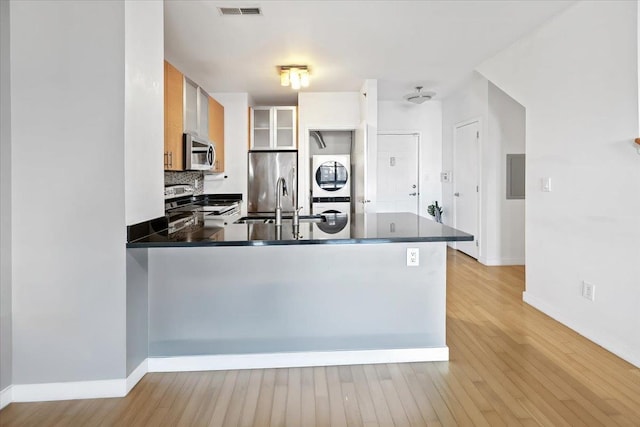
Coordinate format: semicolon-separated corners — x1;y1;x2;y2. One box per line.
279;65;310;90
404;86;436;104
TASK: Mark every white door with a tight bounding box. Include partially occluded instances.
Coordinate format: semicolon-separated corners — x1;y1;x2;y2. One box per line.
453;121;480;258
376;133;419;214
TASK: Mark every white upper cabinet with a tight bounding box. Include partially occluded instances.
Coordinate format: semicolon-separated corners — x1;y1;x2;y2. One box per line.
252;108;272;149
250;106;297;150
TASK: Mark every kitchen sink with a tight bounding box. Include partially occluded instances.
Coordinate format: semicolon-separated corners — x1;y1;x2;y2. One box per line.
234;214;325;224
235;218;276;224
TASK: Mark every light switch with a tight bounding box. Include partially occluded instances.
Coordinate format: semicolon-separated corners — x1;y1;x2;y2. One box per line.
541;177;552;192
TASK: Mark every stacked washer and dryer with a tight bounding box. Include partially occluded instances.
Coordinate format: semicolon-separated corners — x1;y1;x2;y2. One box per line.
311;154;351;238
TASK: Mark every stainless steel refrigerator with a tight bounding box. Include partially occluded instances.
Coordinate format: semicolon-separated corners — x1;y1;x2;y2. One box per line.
248;150;298;213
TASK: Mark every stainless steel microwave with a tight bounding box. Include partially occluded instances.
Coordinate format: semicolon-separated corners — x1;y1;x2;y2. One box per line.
184;133;215;170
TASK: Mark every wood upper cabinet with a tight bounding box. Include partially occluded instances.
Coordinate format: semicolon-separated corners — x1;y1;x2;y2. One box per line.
208;96;225;173
164;60;184;171
164;60;225;172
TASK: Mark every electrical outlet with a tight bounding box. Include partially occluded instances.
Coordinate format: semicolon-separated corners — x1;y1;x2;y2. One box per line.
195;178;199;189
407;248;419;267
582;281;595;301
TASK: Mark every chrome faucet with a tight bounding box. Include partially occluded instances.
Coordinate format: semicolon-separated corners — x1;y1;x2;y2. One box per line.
289;166;301;229
291;206;303;238
275;177;288;226
292;206;302;228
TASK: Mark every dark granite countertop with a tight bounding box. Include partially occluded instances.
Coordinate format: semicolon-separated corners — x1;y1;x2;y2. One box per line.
127;210;473;248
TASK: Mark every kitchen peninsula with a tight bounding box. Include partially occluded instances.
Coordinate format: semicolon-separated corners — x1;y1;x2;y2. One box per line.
127;210;472;371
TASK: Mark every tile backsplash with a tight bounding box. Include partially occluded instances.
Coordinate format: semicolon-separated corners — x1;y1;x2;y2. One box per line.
165;171;204;195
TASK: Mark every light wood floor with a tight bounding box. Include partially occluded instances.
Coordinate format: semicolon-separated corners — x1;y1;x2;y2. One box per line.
2;248;639;426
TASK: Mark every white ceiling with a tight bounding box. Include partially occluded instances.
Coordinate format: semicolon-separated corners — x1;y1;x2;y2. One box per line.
164;0;576;105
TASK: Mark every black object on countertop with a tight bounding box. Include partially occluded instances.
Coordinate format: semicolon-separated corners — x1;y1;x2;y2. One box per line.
127;216;168;244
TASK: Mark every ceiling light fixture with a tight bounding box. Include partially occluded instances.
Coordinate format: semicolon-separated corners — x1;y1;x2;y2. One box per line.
404;86;436;104
279;65;310;90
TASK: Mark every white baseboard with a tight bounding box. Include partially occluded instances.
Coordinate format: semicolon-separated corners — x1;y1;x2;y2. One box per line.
523;292;640;368
148;347;449;372
11;378;126;403
126;359;148;393
7;358;149;404
0;385;12;410
1;347;452;405
480;256;525;266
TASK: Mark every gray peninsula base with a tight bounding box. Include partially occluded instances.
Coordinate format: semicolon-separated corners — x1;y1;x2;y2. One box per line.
146;241;448;370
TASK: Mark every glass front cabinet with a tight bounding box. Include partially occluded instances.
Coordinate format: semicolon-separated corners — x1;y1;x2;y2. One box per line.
250;106;297;150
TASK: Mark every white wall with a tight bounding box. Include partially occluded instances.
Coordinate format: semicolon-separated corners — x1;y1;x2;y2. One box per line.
441;72;489;245
0;0;13;399
298;92;361;213
378;101;443;218
309;131;352;156
203;93;250;216
441;72;526;266
298;92;362;129
360;80;378;213
478;1;640;366
360;79;378;127
10;0;127;383
488;82;525;265
124;0;164;226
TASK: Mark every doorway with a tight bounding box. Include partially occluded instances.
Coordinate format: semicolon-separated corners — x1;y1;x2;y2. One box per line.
376;133;419;214
453;121;480;259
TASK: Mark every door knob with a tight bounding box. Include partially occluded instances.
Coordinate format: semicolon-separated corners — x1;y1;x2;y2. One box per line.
409;192;417;196
454;192;460;197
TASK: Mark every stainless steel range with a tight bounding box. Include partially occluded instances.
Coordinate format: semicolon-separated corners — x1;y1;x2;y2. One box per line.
164;184;194;200
165;193;242;233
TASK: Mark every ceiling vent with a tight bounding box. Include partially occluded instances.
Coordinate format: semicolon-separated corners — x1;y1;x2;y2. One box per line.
218;7;262;16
